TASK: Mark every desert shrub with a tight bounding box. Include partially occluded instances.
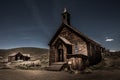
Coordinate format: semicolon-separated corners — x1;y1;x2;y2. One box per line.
15;60;42;69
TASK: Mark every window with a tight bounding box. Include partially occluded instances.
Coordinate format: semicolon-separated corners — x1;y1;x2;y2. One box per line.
74;42;78;54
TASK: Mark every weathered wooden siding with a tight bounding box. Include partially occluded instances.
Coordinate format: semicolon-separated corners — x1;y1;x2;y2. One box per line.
49;46;56;64
87;43;102;65
59;27;88;56
49;26;88;64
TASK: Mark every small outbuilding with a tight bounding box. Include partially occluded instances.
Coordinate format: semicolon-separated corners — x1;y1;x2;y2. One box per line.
8;52;30;62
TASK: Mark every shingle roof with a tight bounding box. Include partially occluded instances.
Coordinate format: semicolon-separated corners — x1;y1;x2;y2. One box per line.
8;52;18;56
22;54;30;57
65;23;101;46
49;23;101;46
8;52;30;57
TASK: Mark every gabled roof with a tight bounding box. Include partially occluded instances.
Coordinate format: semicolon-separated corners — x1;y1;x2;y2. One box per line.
58;36;72;45
9;52;30;57
8;52;20;56
49;22;101;46
22;54;30;57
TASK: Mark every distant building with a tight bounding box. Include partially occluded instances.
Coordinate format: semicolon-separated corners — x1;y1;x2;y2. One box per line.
48;8;104;70
8;52;30;62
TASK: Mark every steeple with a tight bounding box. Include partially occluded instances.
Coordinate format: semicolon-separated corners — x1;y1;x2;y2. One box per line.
62;8;71;25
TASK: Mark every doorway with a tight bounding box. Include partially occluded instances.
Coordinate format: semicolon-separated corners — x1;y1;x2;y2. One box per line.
58;49;64;62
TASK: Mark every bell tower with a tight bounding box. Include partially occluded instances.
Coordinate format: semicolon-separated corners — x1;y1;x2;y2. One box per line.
62;8;71;25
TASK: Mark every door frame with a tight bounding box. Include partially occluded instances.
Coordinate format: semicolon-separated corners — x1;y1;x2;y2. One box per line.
57;49;64;62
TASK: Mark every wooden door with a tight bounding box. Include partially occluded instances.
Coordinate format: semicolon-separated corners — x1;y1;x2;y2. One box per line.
58;49;64;62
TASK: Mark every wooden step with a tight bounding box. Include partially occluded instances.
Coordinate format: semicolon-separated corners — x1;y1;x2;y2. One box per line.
52;62;66;65
46;62;66;71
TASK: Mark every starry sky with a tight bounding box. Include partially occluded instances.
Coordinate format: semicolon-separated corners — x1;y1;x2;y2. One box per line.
0;0;120;51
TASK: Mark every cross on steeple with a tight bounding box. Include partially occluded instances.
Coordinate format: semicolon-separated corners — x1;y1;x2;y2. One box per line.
62;8;71;25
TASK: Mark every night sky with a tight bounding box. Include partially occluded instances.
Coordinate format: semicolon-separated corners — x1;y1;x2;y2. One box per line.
0;0;120;51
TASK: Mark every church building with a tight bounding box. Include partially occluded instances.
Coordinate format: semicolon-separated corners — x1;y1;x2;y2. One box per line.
48;9;104;70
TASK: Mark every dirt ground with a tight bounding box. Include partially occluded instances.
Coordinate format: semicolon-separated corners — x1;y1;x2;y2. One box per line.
0;69;120;80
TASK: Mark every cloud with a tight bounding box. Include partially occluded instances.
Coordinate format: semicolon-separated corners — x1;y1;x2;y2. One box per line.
105;38;114;42
110;50;116;52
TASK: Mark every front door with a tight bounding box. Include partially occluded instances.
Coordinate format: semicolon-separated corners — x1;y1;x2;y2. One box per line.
58;49;64;62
